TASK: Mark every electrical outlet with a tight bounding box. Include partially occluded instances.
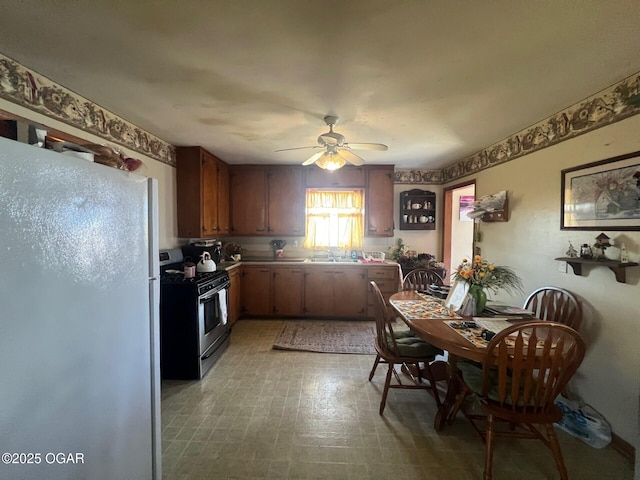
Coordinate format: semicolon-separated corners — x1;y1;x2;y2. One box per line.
558;261;567;273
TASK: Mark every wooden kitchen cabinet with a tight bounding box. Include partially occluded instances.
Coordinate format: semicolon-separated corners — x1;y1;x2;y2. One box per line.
230;167;267;235
229;166;305;235
303;267;335;316
365;165;394;237
176;146;230;238
366;264;401;318
303;266;366;318
228;267;241;326
266;167;305;235
240;265;271;316
217;160;230;235
272;266;304;316
305;165;366;187
333;267;367;317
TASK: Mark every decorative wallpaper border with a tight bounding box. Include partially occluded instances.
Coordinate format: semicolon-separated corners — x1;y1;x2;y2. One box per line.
2;50;639;177
0;52;176;166
395;71;640;185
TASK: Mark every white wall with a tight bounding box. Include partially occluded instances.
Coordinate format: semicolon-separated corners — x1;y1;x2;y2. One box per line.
447;114;640;445
0;99;180;249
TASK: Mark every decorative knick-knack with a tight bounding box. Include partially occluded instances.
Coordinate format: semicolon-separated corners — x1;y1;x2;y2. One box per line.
566;242;578;258
580;244;593;259
620;243;629;263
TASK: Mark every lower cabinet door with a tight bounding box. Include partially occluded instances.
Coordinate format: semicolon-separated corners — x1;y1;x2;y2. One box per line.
334;267;367;317
240;266;271;316
228;268;241;325
272;267;304;316
303;267;335;316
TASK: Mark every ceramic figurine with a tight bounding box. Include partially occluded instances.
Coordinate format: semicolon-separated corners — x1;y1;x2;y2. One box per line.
620;243;629;263
565;242;578;258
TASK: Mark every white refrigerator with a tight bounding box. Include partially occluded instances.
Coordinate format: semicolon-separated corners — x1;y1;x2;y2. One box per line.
0;137;161;479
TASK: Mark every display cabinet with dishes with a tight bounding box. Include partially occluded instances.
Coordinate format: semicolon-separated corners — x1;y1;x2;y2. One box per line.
400;189;436;230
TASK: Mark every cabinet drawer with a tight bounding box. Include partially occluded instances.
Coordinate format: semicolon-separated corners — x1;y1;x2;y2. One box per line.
368;279;397;293
367;268;397;280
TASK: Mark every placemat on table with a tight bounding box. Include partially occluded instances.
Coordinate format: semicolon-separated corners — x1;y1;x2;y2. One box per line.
445;320;488;348
390;293;461;320
445;320;542;349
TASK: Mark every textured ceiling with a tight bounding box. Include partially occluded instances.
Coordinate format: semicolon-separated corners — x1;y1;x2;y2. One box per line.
1;0;640;169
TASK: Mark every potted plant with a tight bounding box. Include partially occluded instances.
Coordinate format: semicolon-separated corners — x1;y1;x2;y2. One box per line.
389;238;447;279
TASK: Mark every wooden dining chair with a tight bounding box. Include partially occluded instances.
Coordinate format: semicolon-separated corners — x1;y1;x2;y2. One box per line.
453;321;586;480
368;281;444;414
402;268;444;291
524;286;582;330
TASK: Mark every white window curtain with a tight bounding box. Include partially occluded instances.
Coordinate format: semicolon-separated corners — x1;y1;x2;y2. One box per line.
303;190;364;249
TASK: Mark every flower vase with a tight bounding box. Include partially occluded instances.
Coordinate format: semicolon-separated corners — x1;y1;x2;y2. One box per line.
469;285;487;314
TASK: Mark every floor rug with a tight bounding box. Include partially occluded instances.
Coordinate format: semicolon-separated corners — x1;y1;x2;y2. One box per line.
272;320;376;355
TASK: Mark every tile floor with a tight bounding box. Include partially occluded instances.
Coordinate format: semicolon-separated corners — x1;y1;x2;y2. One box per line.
161;319;634;479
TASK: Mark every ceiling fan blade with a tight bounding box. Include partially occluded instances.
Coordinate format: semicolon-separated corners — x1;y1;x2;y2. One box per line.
302;151;325;166
275;145;321;152
319;134;340;145
344;142;388;151
337;149;364;166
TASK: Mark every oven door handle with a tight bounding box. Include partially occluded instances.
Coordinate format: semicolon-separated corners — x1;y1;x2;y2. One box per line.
199;289;218;302
199;281;230;302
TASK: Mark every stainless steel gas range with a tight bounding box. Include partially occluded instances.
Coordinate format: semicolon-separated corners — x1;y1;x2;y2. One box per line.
159;248;230;380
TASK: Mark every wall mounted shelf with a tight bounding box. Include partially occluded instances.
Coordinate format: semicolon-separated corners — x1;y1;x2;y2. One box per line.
481;198;509;222
555;257;639;283
399;189;436;230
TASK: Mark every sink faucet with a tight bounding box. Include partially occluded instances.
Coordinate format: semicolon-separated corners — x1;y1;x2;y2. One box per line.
325;250;336;262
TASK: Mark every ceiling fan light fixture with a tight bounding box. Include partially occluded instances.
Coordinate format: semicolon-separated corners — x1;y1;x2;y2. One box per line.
315;153;346;170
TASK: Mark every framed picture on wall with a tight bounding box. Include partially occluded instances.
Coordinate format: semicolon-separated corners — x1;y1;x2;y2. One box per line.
459;195;474;221
561;150;640;231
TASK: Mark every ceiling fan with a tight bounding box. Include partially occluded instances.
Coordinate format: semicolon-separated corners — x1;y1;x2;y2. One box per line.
276;115;388;170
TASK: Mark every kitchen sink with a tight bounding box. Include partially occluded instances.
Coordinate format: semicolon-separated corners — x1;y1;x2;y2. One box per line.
304;257;360;263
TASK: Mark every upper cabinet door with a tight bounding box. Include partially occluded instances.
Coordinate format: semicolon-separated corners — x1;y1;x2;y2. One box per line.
366;166;395;237
217;161;230;235
201;152;219;235
229;167;267;235
267;167;305;236
176;146;229;238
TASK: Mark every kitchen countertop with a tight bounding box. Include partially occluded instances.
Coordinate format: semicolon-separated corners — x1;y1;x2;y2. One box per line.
217;258;398;270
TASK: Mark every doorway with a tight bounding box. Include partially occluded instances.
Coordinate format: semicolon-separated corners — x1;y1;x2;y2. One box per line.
443;182;475;281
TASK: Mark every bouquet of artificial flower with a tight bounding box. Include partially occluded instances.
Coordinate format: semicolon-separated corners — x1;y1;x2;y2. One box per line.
453;255;523;295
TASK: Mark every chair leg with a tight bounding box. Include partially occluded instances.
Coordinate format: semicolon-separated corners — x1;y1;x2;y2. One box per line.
368;354;381;381
483;413;496;480
544;423;569;480
379;363;394;415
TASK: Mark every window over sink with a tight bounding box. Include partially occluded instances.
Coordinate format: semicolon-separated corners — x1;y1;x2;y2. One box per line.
303;189;364;249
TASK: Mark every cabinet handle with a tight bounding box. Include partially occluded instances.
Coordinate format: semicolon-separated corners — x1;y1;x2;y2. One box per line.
256;228;265;232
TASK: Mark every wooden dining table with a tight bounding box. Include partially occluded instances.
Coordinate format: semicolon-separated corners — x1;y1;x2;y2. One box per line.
388;290;509;430
390;291;489;362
